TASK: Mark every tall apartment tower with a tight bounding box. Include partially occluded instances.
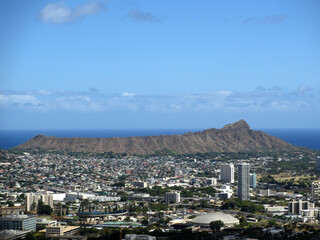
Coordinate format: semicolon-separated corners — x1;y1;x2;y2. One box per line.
26;194;39;212
250;173;257;189
238;163;250;201
164;192;180;204
316;156;320;172
311;181;320;202
41;193;54;208
220;164;234;183
26;193;54;212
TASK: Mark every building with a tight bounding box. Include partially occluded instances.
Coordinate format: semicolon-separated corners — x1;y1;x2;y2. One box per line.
288;200;314;215
0;214;36;231
206;178;217;186
0;230;30;240
41;193;54;208
250;173;257;189
125;234;156;240
237;163;250;201
36;218;57;227
316;156;320;172
0;207;25;216
311;181;320;203
190;212;239;228
264;205;287;216
164;192;180;204
215;185;233;200
26;193;53;212
45;224;79;237
133;182;148;188
220;164;234;183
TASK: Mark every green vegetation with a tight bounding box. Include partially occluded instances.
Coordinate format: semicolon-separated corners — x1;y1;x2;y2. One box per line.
37;200;53;215
221;198;264;213
209;220;225;232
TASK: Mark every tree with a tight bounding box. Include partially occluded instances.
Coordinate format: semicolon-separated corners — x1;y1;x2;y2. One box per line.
210;220;225;232
7;201;14;207
31;202;37;212
141;219;149;226
37;200;53;215
38;205;53;215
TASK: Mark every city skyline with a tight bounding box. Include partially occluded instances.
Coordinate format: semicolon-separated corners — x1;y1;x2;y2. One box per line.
1;0;320;130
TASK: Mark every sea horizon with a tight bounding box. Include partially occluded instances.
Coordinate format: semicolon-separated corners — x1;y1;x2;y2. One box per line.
0;128;319;150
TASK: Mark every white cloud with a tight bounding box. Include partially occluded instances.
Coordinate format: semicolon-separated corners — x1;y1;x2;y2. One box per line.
0;86;318;113
39;2;105;24
121;92;136;97
0;94;39;106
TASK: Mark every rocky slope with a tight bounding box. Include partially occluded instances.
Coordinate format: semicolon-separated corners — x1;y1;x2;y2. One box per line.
16;120;299;154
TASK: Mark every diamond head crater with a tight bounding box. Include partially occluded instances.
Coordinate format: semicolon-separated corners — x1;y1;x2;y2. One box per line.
15;120;300;154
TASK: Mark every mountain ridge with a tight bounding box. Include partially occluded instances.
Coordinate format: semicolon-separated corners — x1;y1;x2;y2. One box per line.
15;120;299;154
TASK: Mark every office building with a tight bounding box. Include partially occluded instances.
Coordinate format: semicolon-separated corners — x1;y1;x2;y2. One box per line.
237;163;250;201
26;193;53;212
164;192;180;204
311;181;320;202
0;214;36;231
206;178;217;186
220;164;234;183
250;173;257;189
317;156;320;172
288;200;314;215
45;224;80;237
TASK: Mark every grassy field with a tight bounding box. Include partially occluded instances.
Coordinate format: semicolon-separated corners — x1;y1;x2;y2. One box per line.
257;173;320;184
271;174;319;183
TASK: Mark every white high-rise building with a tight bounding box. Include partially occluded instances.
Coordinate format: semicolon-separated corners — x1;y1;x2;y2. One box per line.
311;181;320;202
164;192;180;204
26;194;39;212
26;193;54;212
220;164;234;183
237;163;250;201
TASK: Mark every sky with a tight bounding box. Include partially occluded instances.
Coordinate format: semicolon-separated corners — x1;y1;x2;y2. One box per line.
0;0;319;130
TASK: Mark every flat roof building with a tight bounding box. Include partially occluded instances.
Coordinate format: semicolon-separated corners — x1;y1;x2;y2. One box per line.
0;214;36;232
45;225;79;237
164;192;180;204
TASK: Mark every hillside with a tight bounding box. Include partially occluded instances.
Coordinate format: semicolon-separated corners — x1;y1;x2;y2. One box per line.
15;120;299;154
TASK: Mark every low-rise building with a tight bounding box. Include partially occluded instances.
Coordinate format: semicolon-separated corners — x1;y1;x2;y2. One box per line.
45;225;79;237
125;234;156;240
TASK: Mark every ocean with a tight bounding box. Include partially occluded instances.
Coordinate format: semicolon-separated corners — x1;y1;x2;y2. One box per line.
0;129;319;150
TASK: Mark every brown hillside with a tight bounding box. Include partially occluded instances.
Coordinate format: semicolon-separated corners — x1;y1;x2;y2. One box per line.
16;120;298;154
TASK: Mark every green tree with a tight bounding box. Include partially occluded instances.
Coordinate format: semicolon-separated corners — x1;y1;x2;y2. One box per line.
210;220;225;232
141;219;149;226
37;200;53;215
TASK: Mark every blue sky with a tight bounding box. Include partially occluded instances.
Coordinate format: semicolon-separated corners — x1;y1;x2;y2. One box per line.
0;0;319;129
